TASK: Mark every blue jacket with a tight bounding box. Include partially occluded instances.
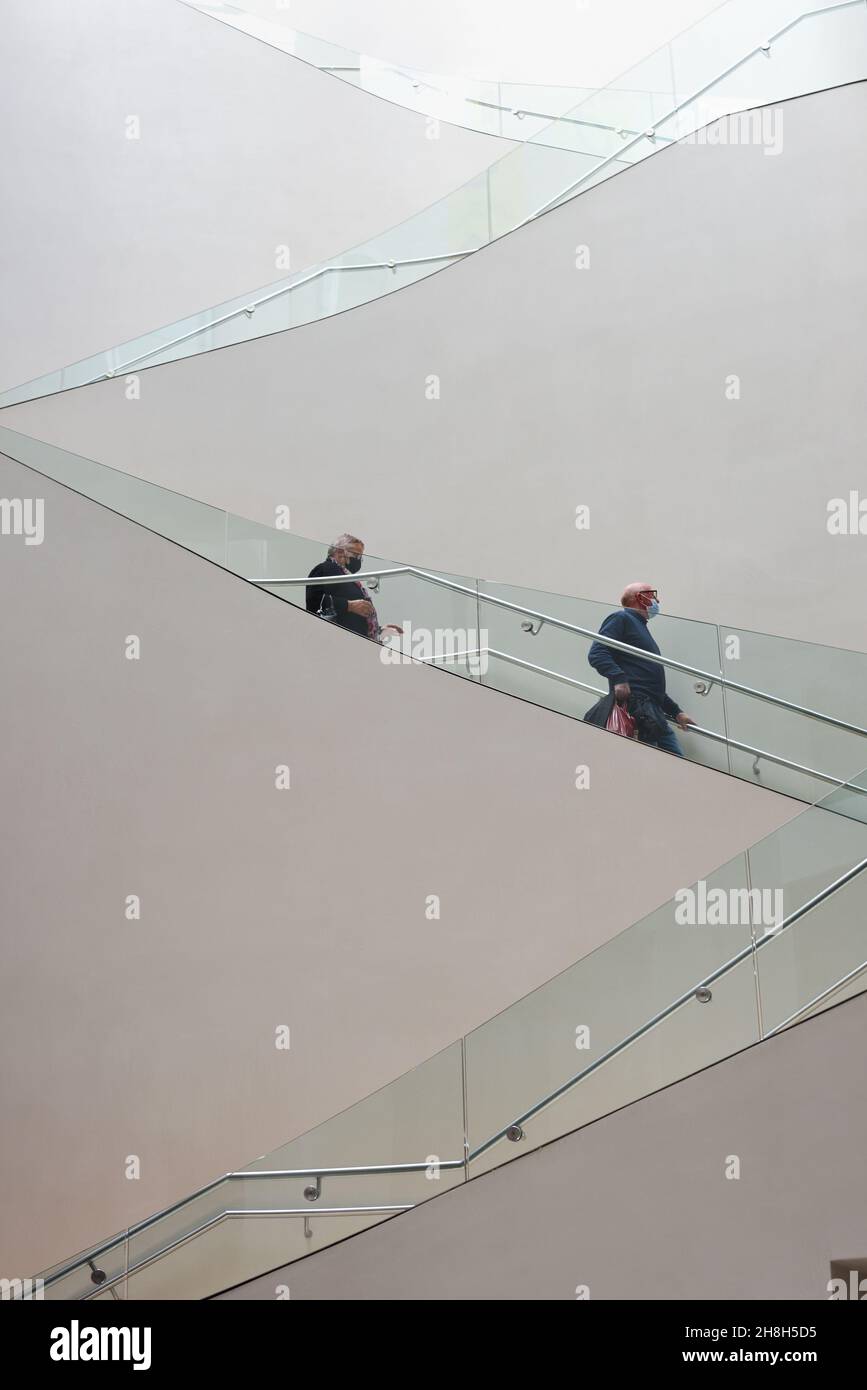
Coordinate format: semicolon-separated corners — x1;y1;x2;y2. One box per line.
588;608;681;717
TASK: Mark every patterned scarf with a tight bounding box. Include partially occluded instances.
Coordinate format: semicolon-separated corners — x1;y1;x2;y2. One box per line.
339;562;380;640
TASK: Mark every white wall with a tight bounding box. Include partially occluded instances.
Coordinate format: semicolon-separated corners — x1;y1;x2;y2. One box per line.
0;0;514;392
0;451;799;1277
7;83;867;651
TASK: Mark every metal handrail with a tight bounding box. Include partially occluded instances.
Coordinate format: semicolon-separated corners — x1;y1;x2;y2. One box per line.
232;1161;464;1178
765;956;867;1034
265;566;867;739
35;559;867;1294
468;853;867;1160
294;0;859;164
186;5;632;145
79;1204;416;1301
50;852;867;1298
320;67;652;144
420;644;867;798
467;95;676;142
310;44;671;140
42;804;867;1294
105;252;476;379
524;0;864;223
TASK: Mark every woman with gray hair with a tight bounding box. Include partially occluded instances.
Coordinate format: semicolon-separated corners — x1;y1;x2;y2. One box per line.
305;534;401;642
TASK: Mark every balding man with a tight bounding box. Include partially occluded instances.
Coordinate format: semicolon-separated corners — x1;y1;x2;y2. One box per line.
588;583;695;757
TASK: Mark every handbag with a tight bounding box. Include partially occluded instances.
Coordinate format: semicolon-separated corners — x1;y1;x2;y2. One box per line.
606;701;636;738
583;691;615;727
629;690;669;740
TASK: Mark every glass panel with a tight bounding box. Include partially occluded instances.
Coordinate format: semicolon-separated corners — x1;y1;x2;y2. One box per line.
474;950;760;1179
790;968;867;1021
818;766;867;826
747;799;867;921
249;1041;465;1198
7;422;866;813
185;2;599;145
753;801;867;1033
723;626;867;810
225;513;323;592
723;624;867;736
0;426;229;565
464;849;756;1174
758;864;867;1034
487;142;602;237
126;1210;388;1300
124;1042;464;1298
359;554;483;683
532;46;672;168
37;800;867;1296
495;84;598;145
662;0;867;143
467;797;867;1178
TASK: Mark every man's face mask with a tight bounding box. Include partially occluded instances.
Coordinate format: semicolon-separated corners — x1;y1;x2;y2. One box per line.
345;555;362;573
646;599;660;619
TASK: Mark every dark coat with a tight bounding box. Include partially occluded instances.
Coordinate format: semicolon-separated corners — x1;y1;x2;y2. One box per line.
587;607;681;717
306;559;369;637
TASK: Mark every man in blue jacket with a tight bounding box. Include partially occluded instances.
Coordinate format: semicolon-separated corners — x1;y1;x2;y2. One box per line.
588;582;695;756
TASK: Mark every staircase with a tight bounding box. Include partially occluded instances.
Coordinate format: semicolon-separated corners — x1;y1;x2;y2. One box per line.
4;423;866;1300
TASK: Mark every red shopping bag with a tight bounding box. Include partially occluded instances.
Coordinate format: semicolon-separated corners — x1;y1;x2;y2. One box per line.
606;700;636;738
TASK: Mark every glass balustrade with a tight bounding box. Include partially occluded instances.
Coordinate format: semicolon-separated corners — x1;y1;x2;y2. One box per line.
33;795;867;1299
470;577;867;809
4;421;867;814
179;1;599;143
121;1041;466;1300
474;578;732;776
6;423;867;1295
2;0;864;407
12;0;867;1306
179;0;867;157
37;1231;129;1302
719;627;867;818
754;772;867;1029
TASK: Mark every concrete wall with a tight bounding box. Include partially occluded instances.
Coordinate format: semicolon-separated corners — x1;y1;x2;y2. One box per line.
7;82;866;650
223;990;867;1300
0;0;514;392
0;452;799;1277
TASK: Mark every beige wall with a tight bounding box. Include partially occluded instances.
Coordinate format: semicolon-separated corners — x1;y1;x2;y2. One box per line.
0;453;799;1277
0;0;514;392
7;82;866;650
224;990;867;1300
